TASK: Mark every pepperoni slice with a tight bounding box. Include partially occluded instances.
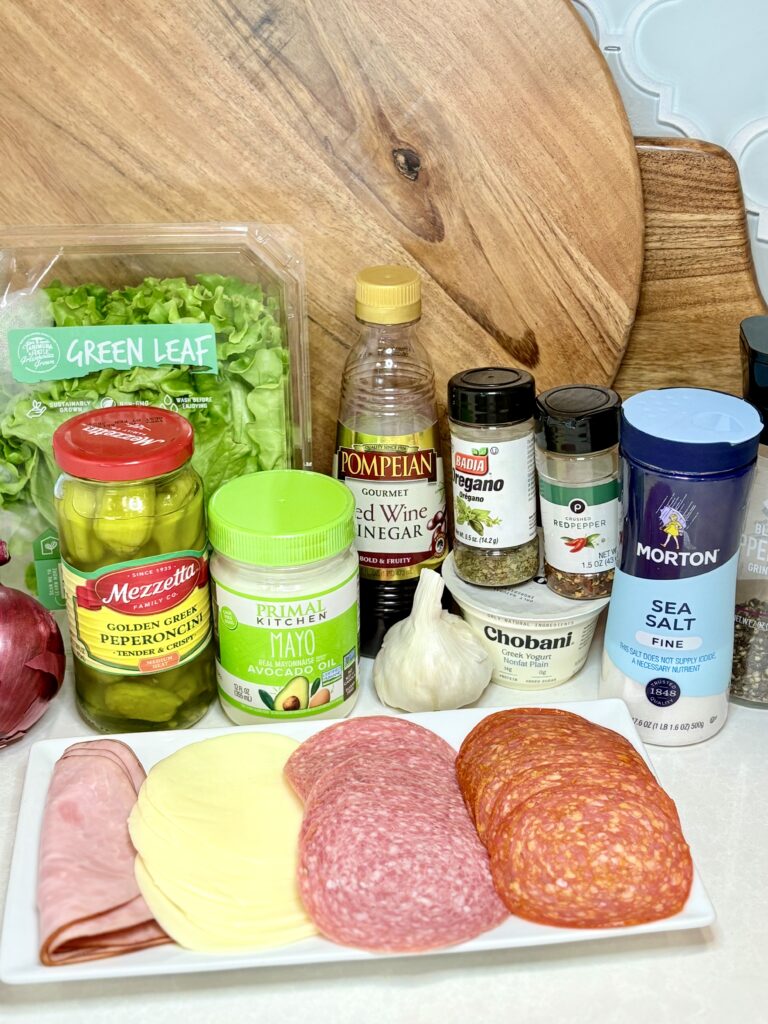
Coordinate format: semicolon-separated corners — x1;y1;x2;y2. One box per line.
482;753;677;843
458;711;634;819
474;744;654;840
489;784;693;928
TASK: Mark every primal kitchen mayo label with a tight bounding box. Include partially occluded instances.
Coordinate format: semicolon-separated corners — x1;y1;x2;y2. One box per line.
451;434;536;549
602;469;752;743
539;478;619;574
334;424;446;580
61;548;211;674
212;572;359;718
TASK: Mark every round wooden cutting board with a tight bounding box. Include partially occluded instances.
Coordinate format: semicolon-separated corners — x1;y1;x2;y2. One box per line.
0;0;644;470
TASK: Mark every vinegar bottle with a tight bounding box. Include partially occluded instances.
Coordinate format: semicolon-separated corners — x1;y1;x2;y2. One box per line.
334;266;447;656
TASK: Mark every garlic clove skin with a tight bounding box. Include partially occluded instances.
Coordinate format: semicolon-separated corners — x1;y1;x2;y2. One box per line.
373;569;493;713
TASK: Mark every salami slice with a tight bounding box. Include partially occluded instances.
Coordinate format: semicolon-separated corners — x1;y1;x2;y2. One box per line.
285;716;456;800
302;750;459;817
489;784;693;928
290;720;507;951
298;773;507;951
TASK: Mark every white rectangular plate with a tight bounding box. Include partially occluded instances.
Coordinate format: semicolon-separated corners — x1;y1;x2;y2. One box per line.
0;699;715;984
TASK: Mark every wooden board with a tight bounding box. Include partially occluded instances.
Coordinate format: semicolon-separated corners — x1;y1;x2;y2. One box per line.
0;0;643;471
616;138;767;398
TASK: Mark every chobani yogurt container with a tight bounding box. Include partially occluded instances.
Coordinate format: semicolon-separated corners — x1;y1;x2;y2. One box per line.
442;553;608;689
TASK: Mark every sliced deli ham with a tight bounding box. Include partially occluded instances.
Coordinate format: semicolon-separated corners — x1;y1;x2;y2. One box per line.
38;739;169;965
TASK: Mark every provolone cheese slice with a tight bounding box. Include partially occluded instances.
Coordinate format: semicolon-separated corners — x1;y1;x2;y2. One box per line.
129;732;315;951
135;858;315;952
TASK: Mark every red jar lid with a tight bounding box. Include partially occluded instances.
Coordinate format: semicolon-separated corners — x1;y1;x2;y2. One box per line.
53;406;194;482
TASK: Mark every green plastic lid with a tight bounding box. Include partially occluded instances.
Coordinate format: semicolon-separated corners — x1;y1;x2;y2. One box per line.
208;470;356;567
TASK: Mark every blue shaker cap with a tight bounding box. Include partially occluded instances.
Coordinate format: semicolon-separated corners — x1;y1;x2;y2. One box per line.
621;388;762;474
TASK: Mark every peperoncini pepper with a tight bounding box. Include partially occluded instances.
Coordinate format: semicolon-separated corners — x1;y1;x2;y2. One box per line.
94;483;156;558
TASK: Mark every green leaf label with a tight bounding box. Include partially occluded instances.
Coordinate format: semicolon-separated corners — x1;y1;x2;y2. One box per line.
8;324;218;383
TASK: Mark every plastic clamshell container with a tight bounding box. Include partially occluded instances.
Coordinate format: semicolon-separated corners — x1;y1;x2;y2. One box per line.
0;223;311;611
442;553;609;690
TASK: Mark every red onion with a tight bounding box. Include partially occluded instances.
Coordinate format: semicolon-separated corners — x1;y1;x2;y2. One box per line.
0;541;66;747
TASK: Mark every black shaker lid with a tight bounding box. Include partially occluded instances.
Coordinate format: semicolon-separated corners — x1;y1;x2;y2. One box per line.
535;385;621;454
448;367;535;426
741;316;768;443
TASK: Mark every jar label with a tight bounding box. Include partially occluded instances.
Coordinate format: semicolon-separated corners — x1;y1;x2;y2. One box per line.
451;434;536;549
538;479;619;573
60;548;212;674
212;571;359;718
334;424;446;580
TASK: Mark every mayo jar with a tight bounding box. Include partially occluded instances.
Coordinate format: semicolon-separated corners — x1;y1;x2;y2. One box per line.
208;471;359;722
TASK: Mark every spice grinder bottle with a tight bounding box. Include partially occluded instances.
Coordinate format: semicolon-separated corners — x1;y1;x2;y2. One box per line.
731;316;768;707
334;266;446;656
535;386;621;600
447;367;537;587
600;388;761;746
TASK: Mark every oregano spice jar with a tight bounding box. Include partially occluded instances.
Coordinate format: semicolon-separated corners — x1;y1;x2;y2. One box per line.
448;368;538;587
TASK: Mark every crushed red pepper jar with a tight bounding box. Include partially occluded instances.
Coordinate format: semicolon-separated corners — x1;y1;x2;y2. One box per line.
535;386;621;600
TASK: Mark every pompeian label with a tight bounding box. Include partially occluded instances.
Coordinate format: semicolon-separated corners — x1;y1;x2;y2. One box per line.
539;478;619;574
8;323;218;384
334;423;446;580
61;548;212;674
336;447;438;482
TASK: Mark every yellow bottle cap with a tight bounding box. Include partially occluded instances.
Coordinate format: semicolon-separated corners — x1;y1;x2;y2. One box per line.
355;265;421;325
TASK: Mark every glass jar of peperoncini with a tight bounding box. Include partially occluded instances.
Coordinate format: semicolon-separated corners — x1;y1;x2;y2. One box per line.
52;406;215;732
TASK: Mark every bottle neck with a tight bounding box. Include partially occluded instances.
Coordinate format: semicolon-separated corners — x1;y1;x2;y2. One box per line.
339;316;436;435
354;316;422;353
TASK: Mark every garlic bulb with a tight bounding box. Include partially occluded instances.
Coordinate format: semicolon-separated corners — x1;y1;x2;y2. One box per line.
373;568;493;712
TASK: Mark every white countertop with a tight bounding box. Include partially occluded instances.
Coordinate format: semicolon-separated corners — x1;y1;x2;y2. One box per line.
2;638;767;1023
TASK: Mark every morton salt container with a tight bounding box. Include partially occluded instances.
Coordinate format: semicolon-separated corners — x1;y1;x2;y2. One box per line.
601;388;761;745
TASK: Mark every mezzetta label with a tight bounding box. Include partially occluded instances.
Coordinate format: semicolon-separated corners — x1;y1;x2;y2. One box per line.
61;549;211;674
